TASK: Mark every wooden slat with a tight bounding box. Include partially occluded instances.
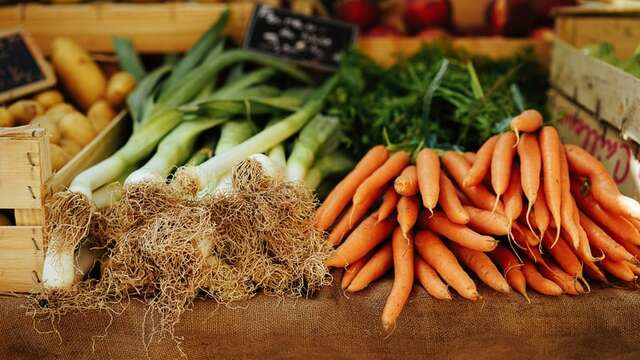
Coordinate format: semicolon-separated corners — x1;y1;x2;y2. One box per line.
555;16;640;58
14;209;43;226
47;110;130;193
550;38;640;144
0;226;44;293
0;135;47;209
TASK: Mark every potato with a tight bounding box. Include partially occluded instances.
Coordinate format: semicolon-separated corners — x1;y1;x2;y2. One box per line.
0;107;14;127
87;100;116;132
59;112;96;146
49;143;71;172
60;138;83;157
34;90;64;109
51;37;107;111
30;115;62;144
0;211;11;226
8;100;44;126
46;102;76;124
106;71;136;109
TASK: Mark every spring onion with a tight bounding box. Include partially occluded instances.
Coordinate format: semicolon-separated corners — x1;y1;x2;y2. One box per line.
286;115;339;181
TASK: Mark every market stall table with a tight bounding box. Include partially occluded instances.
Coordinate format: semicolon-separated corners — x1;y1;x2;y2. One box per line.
1;277;639;359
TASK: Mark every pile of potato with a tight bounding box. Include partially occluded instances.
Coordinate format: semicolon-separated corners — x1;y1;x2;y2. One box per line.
0;37;136;172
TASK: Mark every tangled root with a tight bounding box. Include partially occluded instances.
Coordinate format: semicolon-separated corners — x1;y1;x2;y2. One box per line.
46;191;94;254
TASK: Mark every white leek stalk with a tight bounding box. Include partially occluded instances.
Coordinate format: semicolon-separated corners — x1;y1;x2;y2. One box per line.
304;152;355;190
286;115;339;181
212;120;254;193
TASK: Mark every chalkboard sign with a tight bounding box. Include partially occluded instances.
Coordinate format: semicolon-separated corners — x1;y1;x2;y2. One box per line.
243;4;358;71
0;29;55;103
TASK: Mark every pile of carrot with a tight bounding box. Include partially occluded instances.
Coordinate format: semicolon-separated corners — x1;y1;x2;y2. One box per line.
316;109;640;331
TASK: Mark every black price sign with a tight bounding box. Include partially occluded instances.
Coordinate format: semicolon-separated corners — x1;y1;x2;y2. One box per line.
0;29;55;103
243;4;358;71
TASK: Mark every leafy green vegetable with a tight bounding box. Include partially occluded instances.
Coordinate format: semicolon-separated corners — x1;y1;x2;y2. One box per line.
326;43;548;157
584;42;640;78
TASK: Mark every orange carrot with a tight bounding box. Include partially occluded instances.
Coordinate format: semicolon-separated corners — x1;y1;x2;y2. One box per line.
416;148;440;212
341;255;369;289
462;152;476;164
532;188;550;239
600;258;637;282
539;126;562;243
327;186;386;246
377;186;400;223
517;133;541;234
420;211;498;252
571;180;640;246
613;235;640;261
449;242;510;293
538;261;584;295
347;242;393;292
542;232;583;278
397;196;419;239
317;145;389;230
490;132;518;211
464;206;510;236
414;255;452;300
511;223;544;258
558;147;581;249
442;151;504;212
464;135;499;187
439;173;470;225
522;260;562;296
394;165;419;196
326;213;395;268
572;200;601;263
415;230;479;301
511;109;543;144
503;165;523;228
578;211;637;264
489;245;528;301
583;260;608;283
565;144;640;219
627;261;640;276
352;151;411;221
381;227;414;331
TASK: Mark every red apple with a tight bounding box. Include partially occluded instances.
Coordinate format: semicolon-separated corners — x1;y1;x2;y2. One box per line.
532;0;575;25
335;0;380;29
487;0;536;37
366;25;404;37
403;0;451;33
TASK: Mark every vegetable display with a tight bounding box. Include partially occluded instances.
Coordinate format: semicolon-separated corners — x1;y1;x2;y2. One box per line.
321;109;640;330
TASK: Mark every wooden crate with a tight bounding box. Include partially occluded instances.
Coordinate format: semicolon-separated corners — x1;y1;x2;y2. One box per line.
0;112;129;292
555;3;640;58
0;1;281;54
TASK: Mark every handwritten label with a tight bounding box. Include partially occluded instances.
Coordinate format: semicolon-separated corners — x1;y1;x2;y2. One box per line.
243;4;357;71
0;29;55;103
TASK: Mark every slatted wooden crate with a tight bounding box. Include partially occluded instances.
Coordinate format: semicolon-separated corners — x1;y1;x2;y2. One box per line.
0;112;129;292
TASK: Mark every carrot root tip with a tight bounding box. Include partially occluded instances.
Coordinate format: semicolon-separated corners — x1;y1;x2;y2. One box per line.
491;194;501;214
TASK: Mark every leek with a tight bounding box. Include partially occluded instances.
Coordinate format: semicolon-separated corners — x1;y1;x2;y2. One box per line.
186;132;218;166
211;120;254;193
304;152;355;190
286;115;339;181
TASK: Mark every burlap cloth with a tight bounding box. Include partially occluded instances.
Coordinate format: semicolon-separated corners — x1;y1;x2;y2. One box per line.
1;275;639;360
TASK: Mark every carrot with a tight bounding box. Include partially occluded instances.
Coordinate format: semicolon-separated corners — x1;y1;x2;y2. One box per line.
627;216;640;234
419;211;498;252
572;200;601;263
517;133;541;232
522;260;562;296
542;232;583;278
627;261;640;276
394;165;419;196
381;227;414;331
439;173;470;225
442;151;504;212
557;147;582;249
377;186;400;223
341;255;369;289
490;132;518;211
449;242;510;293
317;145;389;230
353;151;411;221
511;223;545;260
415;230;479;301
397;196;419;239
510;109;543;144
489;245;528;301
462;152;476;164
414;255;452;300
416;148;440;212
613;234;640;261
571;179;640;246
583;260;608;283
538;261;584;295
326;214;395;268
539;126;562;244
600;258;637;282
532;188;550;239
503;165;523;228
578;211;637;264
464;206;509;236
327;186;386;246
565;144;640;219
464;134;498;187
347;242;393;292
